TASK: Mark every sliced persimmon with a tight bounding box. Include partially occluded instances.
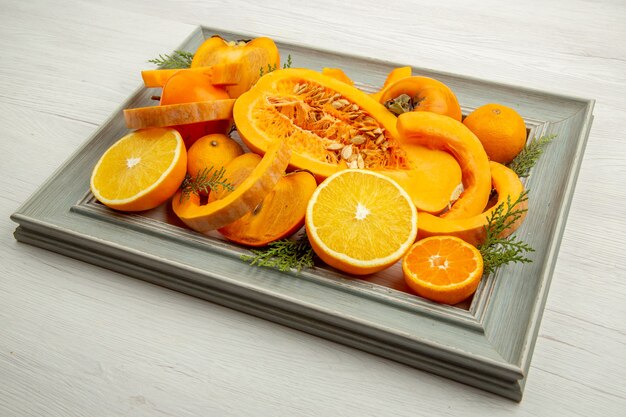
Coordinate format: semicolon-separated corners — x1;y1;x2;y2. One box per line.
191;36;280;98
172;140;291;233
124;99;235;130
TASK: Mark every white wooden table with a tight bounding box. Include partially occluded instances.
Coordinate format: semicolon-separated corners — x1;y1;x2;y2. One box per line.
2;0;625;415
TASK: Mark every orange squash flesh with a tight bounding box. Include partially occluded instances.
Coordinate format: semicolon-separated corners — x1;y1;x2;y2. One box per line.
219;170;317;247
124;99;236;129
397;111;491;219
171;140;291;233
322;68;354;86
141;64;242;88
233;67;461;214
417;161;527;246
209;153;262;201
379;76;462;121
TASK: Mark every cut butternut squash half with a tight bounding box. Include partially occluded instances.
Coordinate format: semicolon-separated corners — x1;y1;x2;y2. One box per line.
417;161;527;246
171;140;291;233
233;67;461;214
397;111;491;219
124;99;235;129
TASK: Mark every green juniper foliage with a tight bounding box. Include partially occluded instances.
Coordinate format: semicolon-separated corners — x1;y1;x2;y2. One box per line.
179;166;234;202
148;50;194;69
259;54;292;76
509;134;556;177
478;190;534;275
241;232;314;272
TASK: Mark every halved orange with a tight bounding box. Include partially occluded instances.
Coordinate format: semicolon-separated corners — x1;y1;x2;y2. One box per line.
90;128;187;211
305;169;418;275
402;236;483;305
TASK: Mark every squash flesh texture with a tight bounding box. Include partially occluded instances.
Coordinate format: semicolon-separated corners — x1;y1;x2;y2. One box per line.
417;161;527;246
171;140;291;232
397;111;491;219
219;171;317;247
234;68;462;214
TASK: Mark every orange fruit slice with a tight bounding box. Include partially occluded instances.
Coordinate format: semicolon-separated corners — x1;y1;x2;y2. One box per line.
305;169;418;275
90;128;187;211
462;103;528;164
402;236;484;305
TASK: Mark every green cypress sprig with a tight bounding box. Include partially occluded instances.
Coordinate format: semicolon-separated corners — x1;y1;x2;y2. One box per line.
179;166;234;202
259;54;292;76
241;232;314;272
148;50;194;69
509;134;557;177
479;190;534;275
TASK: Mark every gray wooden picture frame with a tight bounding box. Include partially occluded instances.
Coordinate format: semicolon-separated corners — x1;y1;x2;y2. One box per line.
10;27;594;401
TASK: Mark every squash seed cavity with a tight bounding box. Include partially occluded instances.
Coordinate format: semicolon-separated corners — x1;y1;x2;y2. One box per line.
253;80;409;170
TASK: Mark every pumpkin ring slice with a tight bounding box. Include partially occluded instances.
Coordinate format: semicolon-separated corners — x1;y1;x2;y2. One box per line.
172;140;291;233
417;161;527;246
124;99;236;129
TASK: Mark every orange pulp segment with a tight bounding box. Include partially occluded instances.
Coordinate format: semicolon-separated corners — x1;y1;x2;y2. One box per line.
90;128;187;211
402;236;484;305
305;169;418;275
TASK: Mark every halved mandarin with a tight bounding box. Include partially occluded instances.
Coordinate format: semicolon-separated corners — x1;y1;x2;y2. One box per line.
402;236;484;305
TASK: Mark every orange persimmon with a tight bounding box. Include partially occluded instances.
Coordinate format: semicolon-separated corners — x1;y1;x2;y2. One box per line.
379;76;462;121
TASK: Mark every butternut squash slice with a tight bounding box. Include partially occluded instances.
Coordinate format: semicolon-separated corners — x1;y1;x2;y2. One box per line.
233;67;461;214
397;111;491;219
191;36;280;98
124;99;235;129
141;63;242;88
219;170;317;247
418;161;527;246
171;140;291;233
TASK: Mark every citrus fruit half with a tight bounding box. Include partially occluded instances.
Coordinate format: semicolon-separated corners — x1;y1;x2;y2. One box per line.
90;128;187;211
305;169;418;275
402;236;484;305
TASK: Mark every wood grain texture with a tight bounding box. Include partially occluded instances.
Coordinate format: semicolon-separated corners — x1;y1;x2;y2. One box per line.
2;0;626;416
